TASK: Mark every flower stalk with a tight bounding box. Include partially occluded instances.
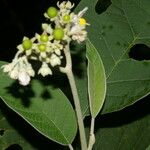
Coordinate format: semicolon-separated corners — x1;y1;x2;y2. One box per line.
60;42;88;150
88;117;95;150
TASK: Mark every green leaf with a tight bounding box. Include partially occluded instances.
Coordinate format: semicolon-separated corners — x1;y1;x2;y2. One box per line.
0;111;37;150
146;145;150;150
93;109;150;150
0;61;77;145
71;42;90;117
86;39;106;118
76;0;150;114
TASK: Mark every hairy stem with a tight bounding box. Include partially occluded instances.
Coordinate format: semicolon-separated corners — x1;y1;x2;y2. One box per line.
88;118;95;150
60;42;88;150
69;144;74;150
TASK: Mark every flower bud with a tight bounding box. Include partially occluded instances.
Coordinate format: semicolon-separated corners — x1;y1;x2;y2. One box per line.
22;39;32;50
47;7;58;18
53;28;64;40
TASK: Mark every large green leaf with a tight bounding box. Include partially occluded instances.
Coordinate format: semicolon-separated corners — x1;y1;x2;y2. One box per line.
94;116;150;150
86;39;106;118
93;102;150;150
76;0;150;114
146;145;150;150
0;113;37;150
0;61;77;146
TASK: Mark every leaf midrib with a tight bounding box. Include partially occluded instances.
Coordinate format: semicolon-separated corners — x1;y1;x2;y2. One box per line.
0;95;70;145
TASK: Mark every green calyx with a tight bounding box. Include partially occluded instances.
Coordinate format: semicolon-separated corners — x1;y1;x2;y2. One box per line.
47;7;58;18
40;34;49;42
53;28;64;40
63;15;71;22
38;44;46;52
22;39;32;50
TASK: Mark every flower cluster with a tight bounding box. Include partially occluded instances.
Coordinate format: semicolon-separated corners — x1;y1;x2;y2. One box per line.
1;1;88;86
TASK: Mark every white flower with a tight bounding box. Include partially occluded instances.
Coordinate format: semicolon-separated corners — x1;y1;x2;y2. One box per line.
72;32;87;43
26;64;35;77
42;24;53;34
51;40;63;55
1;57;19;73
57;1;74;19
35;33;53;42
17;36;35;50
1;63;14;73
70;25;87;43
17;36;36;57
38;62;52;76
34;44;49;59
55;49;61;55
57;1;74;10
9;67;19;79
18;71;31;86
68;7;89;43
50;54;61;67
2;56;35;86
40;52;47;58
25;49;32;56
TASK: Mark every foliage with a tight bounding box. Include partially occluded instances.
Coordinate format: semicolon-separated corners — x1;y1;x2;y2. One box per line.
0;61;77;145
0;110;37;150
0;0;149;149
86;39;106;118
76;0;150;114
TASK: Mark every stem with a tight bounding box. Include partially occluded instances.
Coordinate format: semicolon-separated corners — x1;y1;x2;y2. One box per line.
60;42;88;150
88;118;95;150
67;70;88;150
68;144;74;150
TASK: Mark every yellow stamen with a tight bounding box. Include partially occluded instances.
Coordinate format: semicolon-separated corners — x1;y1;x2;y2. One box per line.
79;18;87;26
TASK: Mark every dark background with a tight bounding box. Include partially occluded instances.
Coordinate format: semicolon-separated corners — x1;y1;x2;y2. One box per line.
0;0;80;62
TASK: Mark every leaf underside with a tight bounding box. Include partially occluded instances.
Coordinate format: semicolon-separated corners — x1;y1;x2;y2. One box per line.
86;39;106;118
0;61;77;146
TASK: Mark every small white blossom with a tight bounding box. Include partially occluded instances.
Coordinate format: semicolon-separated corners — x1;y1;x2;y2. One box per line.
26;64;35;77
51;40;63;55
68;8;89;43
2;56;34;86
1;58;18;78
38;62;52;76
2;63;14;73
18;71;31;86
69;25;87;43
40;52;47;58
35;33;53;42
50;54;61;67
42;24;53;34
26;49;32;56
55;49;61;55
17;37;35;51
9;67;19;79
57;1;74;10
